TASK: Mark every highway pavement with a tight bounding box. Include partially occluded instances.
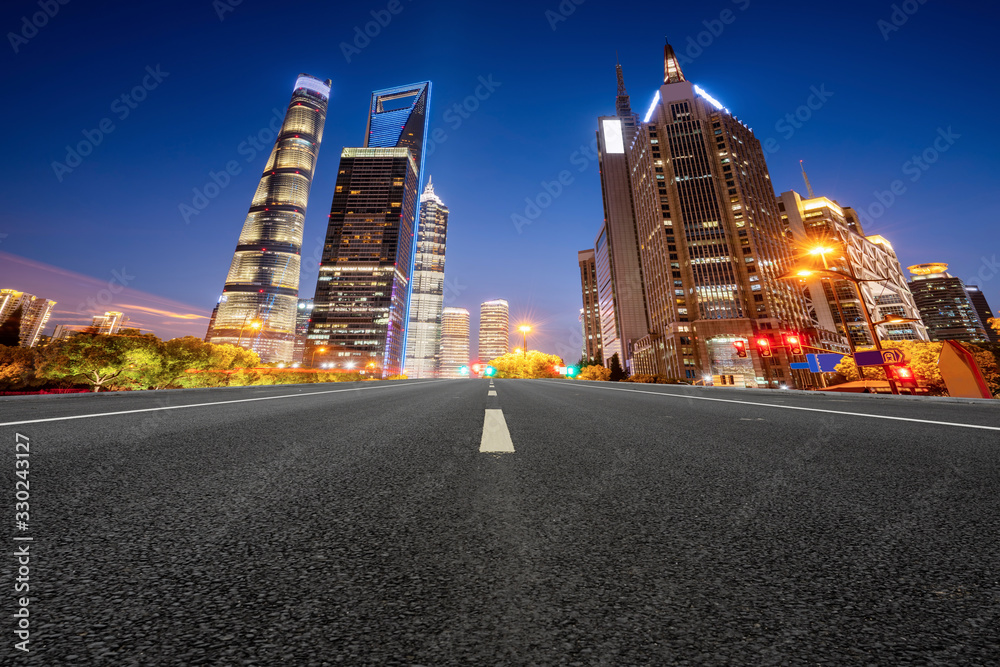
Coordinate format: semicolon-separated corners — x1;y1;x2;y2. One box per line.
1;378;998;665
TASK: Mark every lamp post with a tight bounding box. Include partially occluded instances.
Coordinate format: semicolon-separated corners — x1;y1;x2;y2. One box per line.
308;346;327;368
518;325;531;354
236;314;263;347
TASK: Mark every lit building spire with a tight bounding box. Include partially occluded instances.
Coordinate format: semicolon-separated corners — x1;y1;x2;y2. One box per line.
615;57;632;118
663;40;686;84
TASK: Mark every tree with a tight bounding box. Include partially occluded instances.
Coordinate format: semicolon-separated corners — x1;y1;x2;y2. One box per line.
990;317;999;337
37;333;158;392
0;345;41;390
608;353;628;382
0;306;23;347
577;364;611;381
489;350;564;379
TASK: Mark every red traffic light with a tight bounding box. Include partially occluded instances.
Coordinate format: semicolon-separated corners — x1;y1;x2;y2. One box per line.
892;365;918;389
472;364;481;373
733;340;748;358
783;333;803;355
755;337;773;358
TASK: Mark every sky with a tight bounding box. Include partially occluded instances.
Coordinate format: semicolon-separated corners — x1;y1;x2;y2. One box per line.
1;0;998;359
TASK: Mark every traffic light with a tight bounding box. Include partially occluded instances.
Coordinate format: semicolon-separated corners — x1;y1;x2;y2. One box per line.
458;365;469;376
484;366;497;377
472;364;481;375
755;337;773;358
566;366;578;377
892;366;918;389
784;333;803;355
733;340;748;358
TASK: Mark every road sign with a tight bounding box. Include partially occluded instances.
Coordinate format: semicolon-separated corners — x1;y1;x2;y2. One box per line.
790;362;811;370
806;353;845;373
854;349;906;367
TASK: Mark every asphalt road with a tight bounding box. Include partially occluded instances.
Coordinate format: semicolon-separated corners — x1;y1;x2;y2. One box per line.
1;379;998;665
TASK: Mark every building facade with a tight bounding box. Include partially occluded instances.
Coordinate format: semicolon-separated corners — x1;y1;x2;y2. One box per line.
440;307;470;378
577;249;603;363
626;43;812;387
91;311;126;335
965;285;998;343
0;289;56;347
404;177;449;378
908;264;989;343
292;298;313;364
478;299;509;362
206;74;331;362
778;191;927;349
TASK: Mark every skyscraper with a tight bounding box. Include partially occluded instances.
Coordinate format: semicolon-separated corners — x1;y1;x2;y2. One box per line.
440;307;470;378
594;63;648;371
306;82;430;378
478;299;509;362
626;43;812;386
964;285;998;343
577;249;603;363
293;298;313;363
908;264;989;342
206;74;331;363
91;311;126;335
0;289;56;347
404;177;449;378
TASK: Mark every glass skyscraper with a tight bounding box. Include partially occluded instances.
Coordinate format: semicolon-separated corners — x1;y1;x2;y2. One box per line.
206;74;331;363
439;307;470;378
404;177;449;378
306;82;431;378
478;299;509;362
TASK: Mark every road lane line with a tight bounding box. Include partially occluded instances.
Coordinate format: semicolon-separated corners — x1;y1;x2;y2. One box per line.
549;382;1000;432
479;409;515;453
0;380;452;427
488;390;497;396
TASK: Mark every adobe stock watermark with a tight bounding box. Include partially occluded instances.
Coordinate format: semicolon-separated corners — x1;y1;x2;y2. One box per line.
964;256;1000;290
545;0;585;31
213;0;242;21
510;137;600;234
877;0;929;41
51;65;170;182
856;126;959;228
178;107;285;224
443;275;468;305
7;0;70;54
340;0;410;63
75;266;135;314
674;0;751;66
761;84;834;156
425;75;502;157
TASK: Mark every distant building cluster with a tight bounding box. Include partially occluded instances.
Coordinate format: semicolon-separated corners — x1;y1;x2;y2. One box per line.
577;44;995;388
0;287;133;348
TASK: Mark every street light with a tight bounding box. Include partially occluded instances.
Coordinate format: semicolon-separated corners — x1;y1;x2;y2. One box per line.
518;325;531;353
236;314;263;347
308;346;327;368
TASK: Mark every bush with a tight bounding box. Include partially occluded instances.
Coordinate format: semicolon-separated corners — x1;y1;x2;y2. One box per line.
576;365;611;381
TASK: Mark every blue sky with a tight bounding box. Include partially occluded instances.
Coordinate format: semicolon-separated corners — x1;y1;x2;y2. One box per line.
1;0;997;355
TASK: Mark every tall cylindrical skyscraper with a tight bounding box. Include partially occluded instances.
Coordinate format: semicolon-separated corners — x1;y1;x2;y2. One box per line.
478;299;509;362
206;74;331;362
440;307;470;378
404;176;449;378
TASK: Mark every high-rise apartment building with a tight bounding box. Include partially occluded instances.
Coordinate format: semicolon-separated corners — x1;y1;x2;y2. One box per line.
908;264;989;342
593;64;648;372
965;285;998;343
0;289;56;347
306;82;430;378
626;43;811;386
577;249;603;363
404;177;449;378
778;191;927;348
91;311;126;335
206;74;331;363
439;307;470;378
478;299;509;362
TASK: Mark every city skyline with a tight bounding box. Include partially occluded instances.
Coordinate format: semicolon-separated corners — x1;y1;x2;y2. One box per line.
1;2;998;358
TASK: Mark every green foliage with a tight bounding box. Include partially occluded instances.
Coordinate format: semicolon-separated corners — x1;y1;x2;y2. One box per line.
488;350;564;379
0;345;43;390
623;374;688;384
608;353;628;382
576;364;611;381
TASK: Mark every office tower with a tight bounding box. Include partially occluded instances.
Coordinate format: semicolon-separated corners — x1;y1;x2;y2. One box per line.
778;191;928;348
478;299;509;361
206;74;331;363
404;177;449;378
965;285;999;343
625;43;812;387
52;324;81;341
440;307;470;378
577;249;603;363
594;63;648;372
0;289;56;347
90;311;127;335
292;298;313;363
306;82;430;378
908;264;990;342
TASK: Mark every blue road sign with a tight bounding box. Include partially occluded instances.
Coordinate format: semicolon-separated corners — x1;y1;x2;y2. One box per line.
790;362;811;370
854;349;906;367
806;353;845;373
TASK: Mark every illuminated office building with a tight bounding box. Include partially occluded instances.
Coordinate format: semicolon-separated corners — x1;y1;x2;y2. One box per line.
965;285;998;343
91;311;126;335
206;74;331;363
577;249;603;363
0;289;55;347
478;299;509;362
778;191;927;349
292;298;313;363
626;43;811;387
907;264;989;343
404;177;449;378
306;82;431;377
439;307;470;378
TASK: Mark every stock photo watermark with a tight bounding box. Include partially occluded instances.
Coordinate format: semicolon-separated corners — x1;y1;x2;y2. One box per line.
545;0;585;31
510;137;599;233
213;0;242;21
877;0;930;40
426;75;502;157
50;65;170;182
12;432;33;653
673;0;751;66
340;0;411;63
75;266;135;314
7;0;70;54
762;84;834;156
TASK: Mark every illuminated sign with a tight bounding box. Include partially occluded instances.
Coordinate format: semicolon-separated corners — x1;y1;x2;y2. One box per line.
694;84;728;114
602;119;624;154
295;76;331;100
643;90;660;123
